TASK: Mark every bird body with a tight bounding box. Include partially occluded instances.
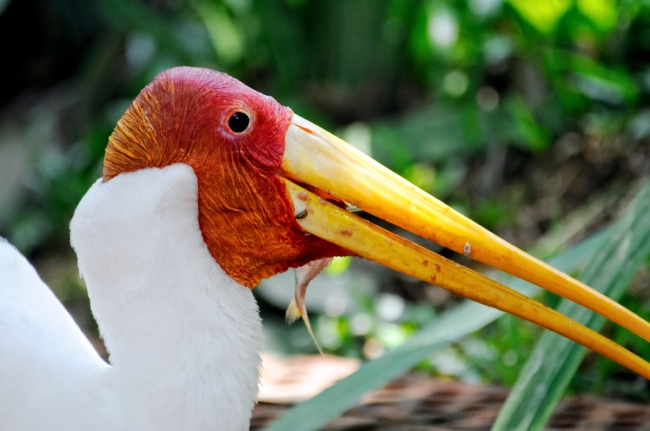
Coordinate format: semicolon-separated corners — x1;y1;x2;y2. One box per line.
2;164;262;431
0;239;110;431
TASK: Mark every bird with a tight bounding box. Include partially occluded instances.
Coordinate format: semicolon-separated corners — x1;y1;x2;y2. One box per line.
1;66;650;431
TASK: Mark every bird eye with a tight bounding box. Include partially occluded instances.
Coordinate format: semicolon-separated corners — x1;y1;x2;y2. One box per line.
227;112;250;133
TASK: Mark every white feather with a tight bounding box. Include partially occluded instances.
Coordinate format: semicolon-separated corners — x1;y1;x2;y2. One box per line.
1;163;263;431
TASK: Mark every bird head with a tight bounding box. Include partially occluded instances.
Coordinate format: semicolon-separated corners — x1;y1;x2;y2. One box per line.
104;67;351;287
103;67;650;378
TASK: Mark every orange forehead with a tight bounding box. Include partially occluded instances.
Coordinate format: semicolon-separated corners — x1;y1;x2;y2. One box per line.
104;67;290;180
104;67;351;287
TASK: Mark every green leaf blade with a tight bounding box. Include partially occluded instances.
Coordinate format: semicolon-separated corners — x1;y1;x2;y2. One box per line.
492;183;650;431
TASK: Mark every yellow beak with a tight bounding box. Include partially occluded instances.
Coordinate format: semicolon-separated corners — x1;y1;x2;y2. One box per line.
280;113;650;379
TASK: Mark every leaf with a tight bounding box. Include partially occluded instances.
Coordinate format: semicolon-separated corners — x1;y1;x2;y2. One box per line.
568;53;639;104
506;0;571;33
195;1;244;64
261;231;608;431
505;96;550;152
576;0;617;31
492;182;650;431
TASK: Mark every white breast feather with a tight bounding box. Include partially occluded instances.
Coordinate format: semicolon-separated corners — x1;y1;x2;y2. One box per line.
1;163;263;431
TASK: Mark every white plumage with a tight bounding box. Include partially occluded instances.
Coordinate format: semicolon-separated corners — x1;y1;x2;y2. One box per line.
1;163;263;431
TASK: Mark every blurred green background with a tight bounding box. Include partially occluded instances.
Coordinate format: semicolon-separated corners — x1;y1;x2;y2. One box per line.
1;0;650;405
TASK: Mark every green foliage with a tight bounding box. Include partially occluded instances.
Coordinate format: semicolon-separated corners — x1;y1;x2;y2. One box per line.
309;292;438;359
492;183;650;431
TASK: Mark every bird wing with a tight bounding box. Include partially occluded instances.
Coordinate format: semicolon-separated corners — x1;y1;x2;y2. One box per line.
0;238;111;430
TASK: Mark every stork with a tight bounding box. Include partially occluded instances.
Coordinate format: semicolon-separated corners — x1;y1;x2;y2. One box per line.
1;67;649;431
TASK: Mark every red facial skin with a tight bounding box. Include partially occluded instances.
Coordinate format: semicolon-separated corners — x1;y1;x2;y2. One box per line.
104;67;352;288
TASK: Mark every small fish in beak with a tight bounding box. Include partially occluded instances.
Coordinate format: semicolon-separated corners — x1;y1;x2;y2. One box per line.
286;257;334;355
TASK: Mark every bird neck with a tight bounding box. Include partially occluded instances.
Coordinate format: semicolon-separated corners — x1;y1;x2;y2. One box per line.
70;164;263;431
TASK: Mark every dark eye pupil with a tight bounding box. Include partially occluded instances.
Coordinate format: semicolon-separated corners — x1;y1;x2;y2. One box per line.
228;112;250;133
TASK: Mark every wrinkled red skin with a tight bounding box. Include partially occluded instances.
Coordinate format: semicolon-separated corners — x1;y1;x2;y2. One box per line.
104;67;352;288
